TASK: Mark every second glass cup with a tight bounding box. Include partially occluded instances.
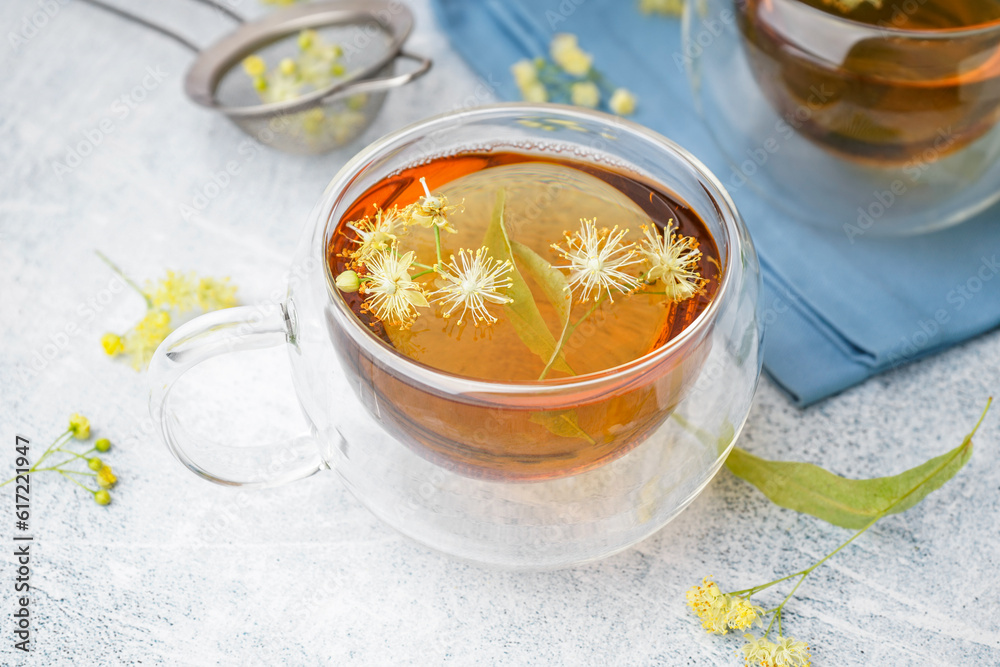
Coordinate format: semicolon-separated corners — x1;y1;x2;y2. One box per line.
686;0;1000;236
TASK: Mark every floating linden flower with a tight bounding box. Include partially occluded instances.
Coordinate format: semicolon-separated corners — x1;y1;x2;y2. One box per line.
640;222;706;302
347;206;405;263
553;218;642;303
407;177;461;234
361;248;429;326
431;247;514;326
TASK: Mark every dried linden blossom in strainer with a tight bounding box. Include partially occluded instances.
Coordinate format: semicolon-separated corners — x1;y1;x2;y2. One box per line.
241;30;367;143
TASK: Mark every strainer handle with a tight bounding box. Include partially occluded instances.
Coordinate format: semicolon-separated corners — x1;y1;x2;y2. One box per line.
78;0;243;52
147;303;325;488
324;51;432;100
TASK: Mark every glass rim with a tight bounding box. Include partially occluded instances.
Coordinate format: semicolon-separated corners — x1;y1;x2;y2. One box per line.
755;0;1000;39
319;102;746;396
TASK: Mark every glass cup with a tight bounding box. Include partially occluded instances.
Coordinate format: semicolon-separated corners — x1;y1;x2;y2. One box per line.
685;0;1000;236
148;104;763;570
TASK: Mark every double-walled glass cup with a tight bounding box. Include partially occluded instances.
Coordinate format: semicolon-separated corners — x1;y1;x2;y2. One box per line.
686;0;1000;236
148;104;763;569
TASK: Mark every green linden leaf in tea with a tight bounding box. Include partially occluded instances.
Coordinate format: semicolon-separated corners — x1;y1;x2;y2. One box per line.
482;189;573;375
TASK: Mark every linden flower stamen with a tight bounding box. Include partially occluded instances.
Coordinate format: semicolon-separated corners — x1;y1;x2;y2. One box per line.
740;634;811;667
686;577;763;635
431;247;514;326
640;222;706;302
149;270;198;312
407;177;460;233
196;277;238;311
553;218;641;303
123;309;172;370
347;206;405;263
361;248;429;326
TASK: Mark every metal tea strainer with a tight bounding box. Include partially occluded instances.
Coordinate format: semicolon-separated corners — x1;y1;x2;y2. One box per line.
79;0;432;154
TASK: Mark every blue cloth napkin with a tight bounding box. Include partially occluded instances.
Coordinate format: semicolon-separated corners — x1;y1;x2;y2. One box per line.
431;0;1000;406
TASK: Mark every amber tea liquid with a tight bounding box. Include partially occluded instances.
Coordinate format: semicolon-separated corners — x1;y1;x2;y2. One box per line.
739;0;1000;164
327;151;721;480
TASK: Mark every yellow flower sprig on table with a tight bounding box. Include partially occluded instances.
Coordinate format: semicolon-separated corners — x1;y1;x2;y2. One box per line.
682;399;992;667
511;34;638;116
1;414;118;506
97;252;239;370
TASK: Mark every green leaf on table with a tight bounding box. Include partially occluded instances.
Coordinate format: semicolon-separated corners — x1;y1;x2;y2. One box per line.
482;189;572;374
530;410;596;445
725;400;991;529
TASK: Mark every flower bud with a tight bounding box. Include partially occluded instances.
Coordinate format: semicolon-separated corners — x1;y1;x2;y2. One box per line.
335;270;361;293
88;457;103;471
95;438;111;453
94;490;111;506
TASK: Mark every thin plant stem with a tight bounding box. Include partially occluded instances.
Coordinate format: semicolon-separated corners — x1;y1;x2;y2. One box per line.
58;470;96;495
52;445;96;463
725;569;807;597
411;268;436;280
45;469;96;477
433;225;443;267
538;297;605;380
96;250;152;308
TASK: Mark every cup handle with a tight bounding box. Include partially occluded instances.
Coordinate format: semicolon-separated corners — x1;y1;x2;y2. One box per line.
147;303;324;488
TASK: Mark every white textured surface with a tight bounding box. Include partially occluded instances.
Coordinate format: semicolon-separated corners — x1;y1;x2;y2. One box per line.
2;0;999;665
